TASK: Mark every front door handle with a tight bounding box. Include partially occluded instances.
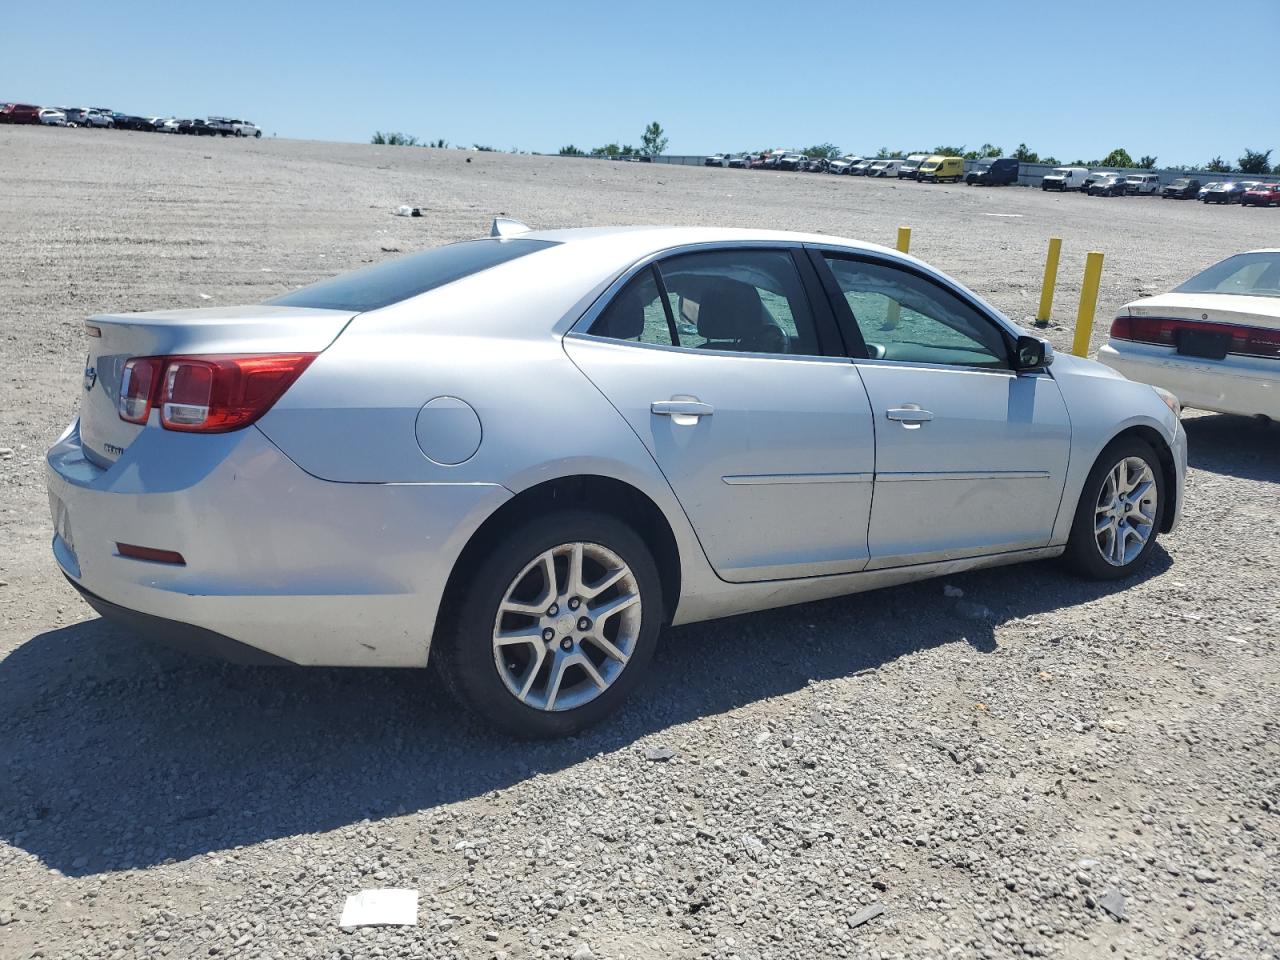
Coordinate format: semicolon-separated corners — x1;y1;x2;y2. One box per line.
651;399;714;419
886;405;934;425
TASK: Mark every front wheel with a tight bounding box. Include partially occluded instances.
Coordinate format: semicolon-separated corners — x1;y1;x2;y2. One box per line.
433;510;663;738
1064;438;1165;579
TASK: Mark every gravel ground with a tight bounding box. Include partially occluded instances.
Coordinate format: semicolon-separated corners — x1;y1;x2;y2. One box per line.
1;126;1277;960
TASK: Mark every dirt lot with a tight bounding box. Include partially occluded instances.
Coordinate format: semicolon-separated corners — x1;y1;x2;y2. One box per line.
1;126;1277;960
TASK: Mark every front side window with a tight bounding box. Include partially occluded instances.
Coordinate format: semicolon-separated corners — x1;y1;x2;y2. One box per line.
822;255;1010;368
589;249;821;356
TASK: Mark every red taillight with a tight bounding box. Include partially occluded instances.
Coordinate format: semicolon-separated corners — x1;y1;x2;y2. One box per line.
116;542;186;565
115;354;316;432
1109;316;1280;359
118;357;162;423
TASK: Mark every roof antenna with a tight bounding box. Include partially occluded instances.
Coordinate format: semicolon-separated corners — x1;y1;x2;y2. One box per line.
490;217;531;238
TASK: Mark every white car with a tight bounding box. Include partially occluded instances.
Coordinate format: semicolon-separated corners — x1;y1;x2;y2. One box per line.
704;154;727;168
48;223;1186;736
869;159;902;177
1124;174;1161;195
39;109;67;126
1041;166;1089;191
850;159;876;176
1099;249;1280;419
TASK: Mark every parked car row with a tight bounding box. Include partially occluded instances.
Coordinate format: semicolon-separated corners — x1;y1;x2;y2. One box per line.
705;151;1022;184
0;102;261;137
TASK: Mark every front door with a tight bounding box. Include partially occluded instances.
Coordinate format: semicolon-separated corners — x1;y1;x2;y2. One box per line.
565;248;877;582
815;250;1072;567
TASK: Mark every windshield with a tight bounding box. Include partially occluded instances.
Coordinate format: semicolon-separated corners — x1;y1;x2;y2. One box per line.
1050;168;1069;176
268;238;558;312
1175;252;1280;299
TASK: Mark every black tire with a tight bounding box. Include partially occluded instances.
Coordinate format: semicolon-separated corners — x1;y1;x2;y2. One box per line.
433;509;664;738
1063;436;1166;580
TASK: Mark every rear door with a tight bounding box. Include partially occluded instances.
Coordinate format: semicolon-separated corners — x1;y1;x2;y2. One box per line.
812;249;1071;568
565;247;877;583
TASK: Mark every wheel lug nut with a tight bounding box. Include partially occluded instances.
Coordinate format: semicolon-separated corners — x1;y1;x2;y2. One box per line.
542;628;554;642
578;617;592;631
568;597;580;610
560;637;573;652
547;603;559;616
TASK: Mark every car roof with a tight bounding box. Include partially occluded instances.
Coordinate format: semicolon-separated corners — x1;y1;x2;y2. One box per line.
518;225;898;258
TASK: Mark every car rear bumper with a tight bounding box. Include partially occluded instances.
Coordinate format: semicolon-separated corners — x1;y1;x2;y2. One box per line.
46;420;510;667
1097;342;1279;419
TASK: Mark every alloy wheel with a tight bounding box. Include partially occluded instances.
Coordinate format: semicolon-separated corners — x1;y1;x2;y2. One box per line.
1094;457;1158;566
492;542;641;712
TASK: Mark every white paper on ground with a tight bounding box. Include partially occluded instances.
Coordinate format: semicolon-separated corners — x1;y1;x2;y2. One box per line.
339;888;419;928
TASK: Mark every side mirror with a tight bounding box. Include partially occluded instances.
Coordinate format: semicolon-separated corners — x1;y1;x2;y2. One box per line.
1014;335;1053;371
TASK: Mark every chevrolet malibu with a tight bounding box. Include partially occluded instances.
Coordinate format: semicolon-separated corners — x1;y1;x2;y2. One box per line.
48;224;1187;737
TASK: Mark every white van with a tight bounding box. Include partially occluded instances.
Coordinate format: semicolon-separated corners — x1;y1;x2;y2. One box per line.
1041;166;1089;191
869;159;902;177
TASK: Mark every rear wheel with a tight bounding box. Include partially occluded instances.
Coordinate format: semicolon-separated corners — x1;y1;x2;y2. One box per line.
433;510;663;738
1064;438;1165;579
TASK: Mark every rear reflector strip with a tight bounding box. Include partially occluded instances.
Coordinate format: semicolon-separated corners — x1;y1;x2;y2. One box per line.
1110;315;1280;359
116;543;186;565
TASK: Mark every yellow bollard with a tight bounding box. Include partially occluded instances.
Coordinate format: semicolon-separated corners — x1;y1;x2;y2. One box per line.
1072;251;1105;357
885;227;911;329
1036;237;1062;326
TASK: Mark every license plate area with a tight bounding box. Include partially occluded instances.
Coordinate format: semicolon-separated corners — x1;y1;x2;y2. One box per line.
1176;328;1229;360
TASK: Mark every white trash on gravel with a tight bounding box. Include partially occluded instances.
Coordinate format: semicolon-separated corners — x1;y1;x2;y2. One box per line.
339;888;419;929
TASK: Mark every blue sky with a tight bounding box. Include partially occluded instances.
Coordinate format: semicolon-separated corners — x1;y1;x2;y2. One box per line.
2;0;1273;165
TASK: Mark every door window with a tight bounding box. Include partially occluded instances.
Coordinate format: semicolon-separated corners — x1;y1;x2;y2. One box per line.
590;250;822;357
822;255;1010;368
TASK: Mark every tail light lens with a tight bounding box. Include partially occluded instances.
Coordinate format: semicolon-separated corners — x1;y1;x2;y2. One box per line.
115;354;316;432
118;357;162;423
1109;316;1280;359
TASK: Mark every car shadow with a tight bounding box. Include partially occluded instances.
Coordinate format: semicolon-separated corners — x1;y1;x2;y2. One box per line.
1182;412;1277;482
0;549;1170;877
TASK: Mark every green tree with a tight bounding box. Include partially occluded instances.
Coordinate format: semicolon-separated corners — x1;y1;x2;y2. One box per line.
620;144;638;156
559;144;586;156
371;131;419;146
641;121;668;156
932;145;966;157
1041;156;1060;165
1137;155;1158;169
801;142;841;159
1238;148;1273;174
1011;143;1040;163
591;143;622;157
1100;148;1134;167
1204;156;1232;173
964;143;1003;159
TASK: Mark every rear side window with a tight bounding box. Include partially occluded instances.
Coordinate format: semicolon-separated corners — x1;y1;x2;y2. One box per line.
268;238;557;312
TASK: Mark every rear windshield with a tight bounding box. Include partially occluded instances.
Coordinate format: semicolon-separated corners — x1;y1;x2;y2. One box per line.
1175;252;1280;298
268;238;557;312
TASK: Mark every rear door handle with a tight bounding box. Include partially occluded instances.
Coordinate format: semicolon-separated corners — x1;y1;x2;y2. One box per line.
651;399;714;418
886;405;933;424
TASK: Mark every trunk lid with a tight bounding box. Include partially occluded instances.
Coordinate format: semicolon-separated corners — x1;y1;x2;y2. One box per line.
80;304;355;466
1125;292;1280;332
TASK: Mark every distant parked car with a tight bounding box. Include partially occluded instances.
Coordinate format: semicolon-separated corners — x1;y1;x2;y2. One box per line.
898;154;929;180
965;157;1019;186
827;155;861;175
1041;166;1089;191
727;155;749;169
231;119;261;138
777;154;806;171
748;155;767;169
1089;174;1127;197
38;108;67;126
1081;171;1119;195
1099;249;1280;420
178;118;214;136
62;107;92;127
804;157;829;173
159;118;181;133
920;156;964;182
869;158;903;177
1161;178;1200;199
704;154;727;168
1197;182;1220;200
849;159;875;176
0;103;41;124
112;114;151;131
1203;182;1247;204
1241;183;1280;207
1123;174;1160;195
83;110;114;128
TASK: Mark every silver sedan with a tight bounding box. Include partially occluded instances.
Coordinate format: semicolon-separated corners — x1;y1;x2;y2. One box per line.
47;223;1187;737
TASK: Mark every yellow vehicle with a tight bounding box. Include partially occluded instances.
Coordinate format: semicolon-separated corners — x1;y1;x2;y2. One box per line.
920;155;965;183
